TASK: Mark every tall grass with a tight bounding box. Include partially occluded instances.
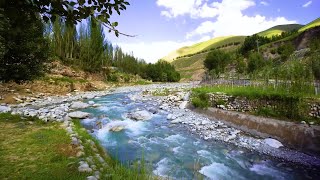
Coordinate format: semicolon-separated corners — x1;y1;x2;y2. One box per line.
192;85;319;122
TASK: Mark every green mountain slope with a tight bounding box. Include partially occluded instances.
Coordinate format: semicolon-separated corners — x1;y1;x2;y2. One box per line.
165;18;320;82
257;24;303;37
163;36;245;62
299;18;320;32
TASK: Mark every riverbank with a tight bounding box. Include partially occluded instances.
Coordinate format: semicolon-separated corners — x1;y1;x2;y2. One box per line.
140;89;320;168
1;82;320;178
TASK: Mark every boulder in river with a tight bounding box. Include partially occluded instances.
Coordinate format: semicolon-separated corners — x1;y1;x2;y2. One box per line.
263;138;283;148
110;126;125;132
70;101;89;109
68;111;90;119
128;110;152;121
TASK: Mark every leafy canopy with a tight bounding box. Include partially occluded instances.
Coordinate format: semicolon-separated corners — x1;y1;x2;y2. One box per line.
18;0;130;36
204;50;231;77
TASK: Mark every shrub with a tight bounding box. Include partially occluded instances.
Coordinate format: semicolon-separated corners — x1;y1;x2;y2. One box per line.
191;92;210;109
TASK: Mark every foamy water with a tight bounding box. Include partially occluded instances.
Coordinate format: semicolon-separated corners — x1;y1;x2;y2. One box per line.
79;92;318;179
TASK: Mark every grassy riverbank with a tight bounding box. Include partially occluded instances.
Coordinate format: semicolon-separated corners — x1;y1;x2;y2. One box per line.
0;113;88;179
0;113;153;179
192;85;320;124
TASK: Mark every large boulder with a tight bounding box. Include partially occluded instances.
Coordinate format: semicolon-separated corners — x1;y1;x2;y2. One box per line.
263;138;283;148
183;92;191;101
0;106;11;113
70;101;89;109
128;110;152;121
179;101;188;109
68;111;90;119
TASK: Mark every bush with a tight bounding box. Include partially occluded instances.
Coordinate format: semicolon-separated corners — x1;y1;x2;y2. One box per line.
204;50;231;77
191;92;210;109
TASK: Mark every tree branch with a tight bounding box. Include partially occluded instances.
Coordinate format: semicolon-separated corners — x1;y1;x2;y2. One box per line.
94;17;137;37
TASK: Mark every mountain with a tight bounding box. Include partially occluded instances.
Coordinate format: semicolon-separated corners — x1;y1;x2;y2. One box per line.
165;18;320;81
257;24;303;38
299;18;320;32
163;36;245;62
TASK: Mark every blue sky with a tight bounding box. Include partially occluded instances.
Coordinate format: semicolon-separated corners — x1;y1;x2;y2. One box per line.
106;0;319;63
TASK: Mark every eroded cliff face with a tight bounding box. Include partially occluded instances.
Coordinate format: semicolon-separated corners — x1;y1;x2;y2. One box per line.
295;26;320;50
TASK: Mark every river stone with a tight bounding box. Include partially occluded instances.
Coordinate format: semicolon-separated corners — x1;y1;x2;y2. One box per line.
70;101;89;109
0;106;11;113
129;110;152;121
87;176;97;180
263;138;283;148
183;92;191;101
78;162;92;172
68;111;90;119
110;126;125;132
179;101;188;109
88;101;95;105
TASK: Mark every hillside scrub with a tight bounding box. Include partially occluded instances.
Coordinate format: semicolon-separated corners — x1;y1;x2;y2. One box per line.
204;50;231;77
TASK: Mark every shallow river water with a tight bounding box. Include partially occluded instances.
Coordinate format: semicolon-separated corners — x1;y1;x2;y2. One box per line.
80;92;317;179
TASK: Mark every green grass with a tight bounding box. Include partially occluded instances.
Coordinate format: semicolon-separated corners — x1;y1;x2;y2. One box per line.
257;24;303;37
192;85;317;99
134;80;152;85
0;113;89;179
0;113;155;179
163;36;245;62
192;85;320;123
299;18;320;32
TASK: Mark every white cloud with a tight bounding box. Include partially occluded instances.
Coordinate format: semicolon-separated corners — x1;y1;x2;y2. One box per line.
186;21;215;39
116;36;212;63
156;0;218;19
260;1;269;6
185;0;296;38
116;41;194;63
302;1;312;8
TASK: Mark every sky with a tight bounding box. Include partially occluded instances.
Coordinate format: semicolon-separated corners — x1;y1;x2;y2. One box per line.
105;0;319;63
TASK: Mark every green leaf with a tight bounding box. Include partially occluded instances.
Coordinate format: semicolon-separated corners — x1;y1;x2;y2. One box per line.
111;22;118;27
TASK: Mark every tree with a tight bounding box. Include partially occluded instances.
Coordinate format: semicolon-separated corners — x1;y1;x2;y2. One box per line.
1;1;49;82
204;50;231;77
247;52;266;73
16;0;130;37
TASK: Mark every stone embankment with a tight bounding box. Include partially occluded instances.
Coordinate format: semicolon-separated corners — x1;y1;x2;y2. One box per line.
207;92;320;121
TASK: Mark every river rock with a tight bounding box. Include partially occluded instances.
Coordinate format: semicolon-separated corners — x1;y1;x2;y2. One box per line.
87;176;97;180
263;138;283;148
110;125;125;132
128;110;152;121
78;161;92;172
70;101;89;109
0;106;11;113
88;101;95;105
179;101;188;109
68;111;90;119
183;92;191;101
171;119;182;124
167;114;176;120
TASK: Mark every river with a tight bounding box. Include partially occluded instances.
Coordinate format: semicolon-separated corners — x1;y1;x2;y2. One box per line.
80;92;318;179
